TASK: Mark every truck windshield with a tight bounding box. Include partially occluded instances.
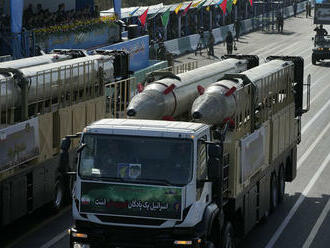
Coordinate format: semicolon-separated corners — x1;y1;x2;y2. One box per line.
79;134;193;186
315;35;330;46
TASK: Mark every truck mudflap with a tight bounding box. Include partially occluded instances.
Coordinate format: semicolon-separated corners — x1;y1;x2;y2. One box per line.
70;222;203;248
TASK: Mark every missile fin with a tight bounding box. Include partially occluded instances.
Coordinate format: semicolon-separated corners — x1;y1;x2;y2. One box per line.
223;117;235;128
225;87;236;97
197;85;205;95
163;84;176;95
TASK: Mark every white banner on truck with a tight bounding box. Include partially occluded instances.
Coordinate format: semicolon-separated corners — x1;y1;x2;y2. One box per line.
0;118;40;171
240;126;266;183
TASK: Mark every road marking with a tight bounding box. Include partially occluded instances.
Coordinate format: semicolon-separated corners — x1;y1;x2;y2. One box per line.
302;198;330;248
6;206;71;248
298;121;330;168
40;230;68;248
309;79;330;105
265;152;330;248
302;97;330;135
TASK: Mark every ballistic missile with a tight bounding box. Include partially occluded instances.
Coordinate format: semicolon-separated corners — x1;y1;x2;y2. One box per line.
0;49;88;70
0;53;114;109
127;56;259;120
191;59;295;125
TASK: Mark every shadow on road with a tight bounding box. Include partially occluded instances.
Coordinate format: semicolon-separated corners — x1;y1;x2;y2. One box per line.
261;30;296;36
315;61;330;67
238;193;330;248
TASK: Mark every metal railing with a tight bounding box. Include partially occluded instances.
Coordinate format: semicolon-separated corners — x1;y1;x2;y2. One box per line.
104;61;199;119
0;59;105;126
105;77;136;119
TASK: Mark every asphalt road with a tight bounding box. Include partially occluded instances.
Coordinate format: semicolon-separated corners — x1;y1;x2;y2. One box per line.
3;12;330;248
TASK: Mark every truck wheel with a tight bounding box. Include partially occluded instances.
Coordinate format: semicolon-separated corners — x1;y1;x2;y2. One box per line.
270;173;278;212
52;177;65;212
312;55;317;65
278;166;285;203
221;222;235;248
205;241;216;248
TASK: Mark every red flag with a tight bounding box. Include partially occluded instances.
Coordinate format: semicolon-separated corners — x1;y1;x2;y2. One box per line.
139;8;149;26
183;2;192;16
249;0;253;6
220;0;227;14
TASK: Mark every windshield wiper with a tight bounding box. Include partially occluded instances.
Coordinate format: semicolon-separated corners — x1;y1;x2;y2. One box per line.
80;176;180;186
80;175;123;182
131;178;177;186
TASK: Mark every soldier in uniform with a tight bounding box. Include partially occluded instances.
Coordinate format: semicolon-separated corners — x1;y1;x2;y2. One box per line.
207;30;215;57
306;1;310;18
157;41;167;61
233;20;241;41
225;31;234;55
314;24;328;42
277;12;284;33
195;27;205;56
293;0;297;17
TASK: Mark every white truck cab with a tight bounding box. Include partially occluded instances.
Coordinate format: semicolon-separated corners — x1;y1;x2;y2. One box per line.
69;119;221;248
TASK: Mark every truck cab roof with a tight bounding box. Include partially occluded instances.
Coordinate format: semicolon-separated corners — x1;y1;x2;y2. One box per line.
85;119;209;139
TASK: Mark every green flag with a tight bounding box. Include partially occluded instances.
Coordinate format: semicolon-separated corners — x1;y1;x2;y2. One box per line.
161;8;171;27
227;0;233;13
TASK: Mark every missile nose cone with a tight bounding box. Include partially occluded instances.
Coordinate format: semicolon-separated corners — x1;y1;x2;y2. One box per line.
127;109;136;117
192;111;202;120
192;94;225;125
127;90;165;119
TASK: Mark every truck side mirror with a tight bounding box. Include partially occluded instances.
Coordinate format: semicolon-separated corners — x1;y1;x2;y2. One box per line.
61;137;71;152
207;157;221;181
207;143;222;181
208;143;222;159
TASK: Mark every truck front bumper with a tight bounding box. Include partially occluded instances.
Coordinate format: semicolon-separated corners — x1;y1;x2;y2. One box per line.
69;222;203;248
313;50;330;60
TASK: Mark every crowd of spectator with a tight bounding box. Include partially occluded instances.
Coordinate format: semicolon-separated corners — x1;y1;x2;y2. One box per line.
0;13;10;32
0;3;100;33
22;3;100;31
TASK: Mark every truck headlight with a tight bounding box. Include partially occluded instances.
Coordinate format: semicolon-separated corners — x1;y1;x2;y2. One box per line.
73;242;90;248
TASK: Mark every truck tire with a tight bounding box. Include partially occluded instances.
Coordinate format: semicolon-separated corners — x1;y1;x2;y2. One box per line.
52;177;65;212
270;173;278;212
312;55;317;65
205;241;216;248
221;222;235;248
278;166;285;203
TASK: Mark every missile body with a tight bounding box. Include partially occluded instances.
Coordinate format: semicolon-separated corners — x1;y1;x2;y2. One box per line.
0;54;114;109
0;54;72;70
192;59;294;125
127;58;252;120
0;49;89;70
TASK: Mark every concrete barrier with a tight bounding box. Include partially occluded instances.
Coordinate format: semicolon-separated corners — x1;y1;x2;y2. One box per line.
163;1;307;56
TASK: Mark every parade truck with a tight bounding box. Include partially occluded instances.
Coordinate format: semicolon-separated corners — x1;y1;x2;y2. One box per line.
312;2;330;64
0;50;129;227
66;56;310;248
